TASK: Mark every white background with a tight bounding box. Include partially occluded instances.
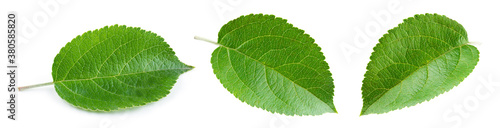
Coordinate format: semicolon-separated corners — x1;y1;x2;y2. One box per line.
1;0;499;128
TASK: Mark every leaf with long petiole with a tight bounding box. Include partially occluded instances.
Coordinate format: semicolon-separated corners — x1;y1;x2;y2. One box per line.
21;25;193;111
198;14;336;116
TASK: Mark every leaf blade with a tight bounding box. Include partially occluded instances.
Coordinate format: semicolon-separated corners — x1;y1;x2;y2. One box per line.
212;14;335;115
52;25;193;111
361;14;479;115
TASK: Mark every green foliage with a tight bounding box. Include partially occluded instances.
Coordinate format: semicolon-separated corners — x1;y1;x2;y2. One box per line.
361;14;479;115
211;14;336;115
52;25;193;111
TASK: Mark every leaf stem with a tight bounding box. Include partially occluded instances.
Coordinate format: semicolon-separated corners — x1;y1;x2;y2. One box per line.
468;41;481;46
194;36;220;46
18;82;54;91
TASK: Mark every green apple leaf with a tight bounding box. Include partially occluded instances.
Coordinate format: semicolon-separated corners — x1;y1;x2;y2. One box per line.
361;14;479;115
52;25;193;111
211;14;336;115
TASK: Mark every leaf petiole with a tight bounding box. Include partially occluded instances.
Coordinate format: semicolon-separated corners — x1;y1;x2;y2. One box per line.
468;41;481;46
194;36;220;46
18;82;54;91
